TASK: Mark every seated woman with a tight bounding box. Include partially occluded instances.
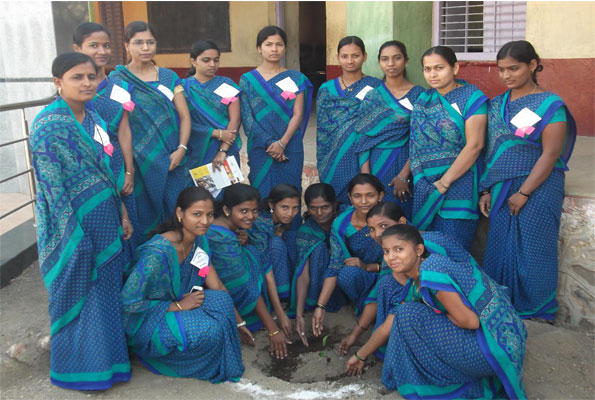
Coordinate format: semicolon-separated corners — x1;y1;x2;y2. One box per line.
206;183;292;359
312;174;385;338
121;186;248;383
290;183;347;345
248;183;301;303
346;224;527;400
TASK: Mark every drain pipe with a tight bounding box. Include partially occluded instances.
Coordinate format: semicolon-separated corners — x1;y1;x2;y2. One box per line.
275;1;286;68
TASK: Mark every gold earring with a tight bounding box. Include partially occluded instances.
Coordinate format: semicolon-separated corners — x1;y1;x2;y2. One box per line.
178;216;182;223
225;213;230;217
58;87;62;96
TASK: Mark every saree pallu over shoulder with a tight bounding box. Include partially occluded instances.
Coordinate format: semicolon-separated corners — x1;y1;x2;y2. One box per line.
109;66;189;236
183;76;242;167
30;98;130;389
316;76;382;205
409;83;488;234
239;69;313;197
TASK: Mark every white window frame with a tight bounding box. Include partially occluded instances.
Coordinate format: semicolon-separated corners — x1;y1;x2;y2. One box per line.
432;1;526;61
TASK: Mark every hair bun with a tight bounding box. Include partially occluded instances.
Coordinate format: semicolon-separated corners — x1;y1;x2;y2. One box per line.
535;64;544;72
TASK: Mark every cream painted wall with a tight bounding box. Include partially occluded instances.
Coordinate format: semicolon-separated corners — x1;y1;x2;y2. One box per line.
284;1;301;71
526;1;595;59
325;2;347;65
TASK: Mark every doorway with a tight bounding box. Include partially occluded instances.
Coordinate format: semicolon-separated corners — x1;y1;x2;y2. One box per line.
299;2;326;100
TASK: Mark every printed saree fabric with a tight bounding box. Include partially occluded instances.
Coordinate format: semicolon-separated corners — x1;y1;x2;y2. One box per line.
30;98;130;389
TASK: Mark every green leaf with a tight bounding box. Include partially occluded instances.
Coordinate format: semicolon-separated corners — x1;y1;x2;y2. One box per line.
319;351;326;357
322;335;329;347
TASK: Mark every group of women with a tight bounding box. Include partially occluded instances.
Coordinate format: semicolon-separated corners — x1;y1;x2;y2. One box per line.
29;17;575;399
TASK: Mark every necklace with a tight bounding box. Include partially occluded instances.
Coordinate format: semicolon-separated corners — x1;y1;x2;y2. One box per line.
530;83;538;95
340;75;354;92
178;232;190;261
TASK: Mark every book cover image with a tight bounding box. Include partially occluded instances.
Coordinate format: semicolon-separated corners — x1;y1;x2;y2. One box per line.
189;156;244;197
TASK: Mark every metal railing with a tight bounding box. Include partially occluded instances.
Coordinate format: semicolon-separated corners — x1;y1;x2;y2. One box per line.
0;96;55;222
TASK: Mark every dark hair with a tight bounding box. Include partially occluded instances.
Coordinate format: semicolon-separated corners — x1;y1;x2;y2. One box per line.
305;183;336;206
337;36;366;55
366;202;405;222
124;21;156;43
347;173;384;195
215;183;261;217
262;183;300;211
256;25;287;48
497;40;543;84
52;52;98;78
378;40;408;79
381;224;429;257
187;40;220;77
151;186;214;239
73;22;111;46
421;46;457;67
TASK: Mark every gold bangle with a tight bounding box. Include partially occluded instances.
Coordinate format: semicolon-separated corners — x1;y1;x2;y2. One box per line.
268;330;280;337
175;301;183;311
122;218;130;223
218;129;222;141
125;171;133;176
377;262;381;273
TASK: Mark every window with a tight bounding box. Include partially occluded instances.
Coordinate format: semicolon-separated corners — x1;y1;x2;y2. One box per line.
433;1;526;59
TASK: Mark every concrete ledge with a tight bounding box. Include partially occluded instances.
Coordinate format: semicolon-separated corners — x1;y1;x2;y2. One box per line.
0;218;38;288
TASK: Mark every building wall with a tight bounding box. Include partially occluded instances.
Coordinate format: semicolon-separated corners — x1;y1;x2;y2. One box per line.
324;1;346;80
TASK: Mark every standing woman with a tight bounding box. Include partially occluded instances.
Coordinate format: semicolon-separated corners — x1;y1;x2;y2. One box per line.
183;40;241;171
479;41;576;320
409;46;488;251
316;36;382;208
240;25;313;198
72;22;142;252
109;21;192;237
356;40;424;220
30;53;132;390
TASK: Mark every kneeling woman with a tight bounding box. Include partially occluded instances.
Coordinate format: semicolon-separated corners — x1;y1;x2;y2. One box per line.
122;186;247;382
346;224;527;399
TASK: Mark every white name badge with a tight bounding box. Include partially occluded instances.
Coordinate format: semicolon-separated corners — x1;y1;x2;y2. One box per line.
450;103;462;115
93;124;110;145
213;82;240;99
275;77;299;93
190;246;210;269
109;84;131;104
510;107;541;129
157;84;174;101
355;85;374;100
399;97;413;111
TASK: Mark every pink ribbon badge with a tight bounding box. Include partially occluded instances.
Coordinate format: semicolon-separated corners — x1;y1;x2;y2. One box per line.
221;97;238;105
103;143;114;157
515;126;535;138
198;265;210;278
123;101;135;112
281;91;296;100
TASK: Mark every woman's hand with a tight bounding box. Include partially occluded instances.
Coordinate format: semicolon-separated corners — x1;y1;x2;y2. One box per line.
277;312;293;343
344;257;366;270
346;355;365;376
238;326;255;346
295;316;309;346
479;193;491;218
269;330;288;359
169;148;186;171
122;218;134;240
312;307;325;337
121;173;134;196
339;332;358;356
390;176;411;202
237;230;249;246
178;291;205;310
266;141;287;162
433;180;449;195
212;151;227;171
218;129;237;146
508;192;529;216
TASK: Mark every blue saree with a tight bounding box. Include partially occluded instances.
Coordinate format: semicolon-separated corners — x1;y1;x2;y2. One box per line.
182;76;242;168
206;224;271;331
326;207;384;314
248;213;297;301
239;70;313;198
109;66;192;236
383;254;527;399
288;217;348;317
480;91;576;320
410;82;488;250
316;76;382;207
30;98;130;390
121;235;244;382
355;84;424;219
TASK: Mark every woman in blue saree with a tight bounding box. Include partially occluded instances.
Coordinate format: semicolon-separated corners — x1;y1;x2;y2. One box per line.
109;21;192;238
122;186;248;382
31;53;132;390
248;183;300;303
317;36;382;208
291;183;347;346
346;224;527;400
312;174;384;338
356;41;424;220
73;22;142;253
182;40;241;172
410;46;488;251
240;25;313;198
206;183;293;359
479;41;576;320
